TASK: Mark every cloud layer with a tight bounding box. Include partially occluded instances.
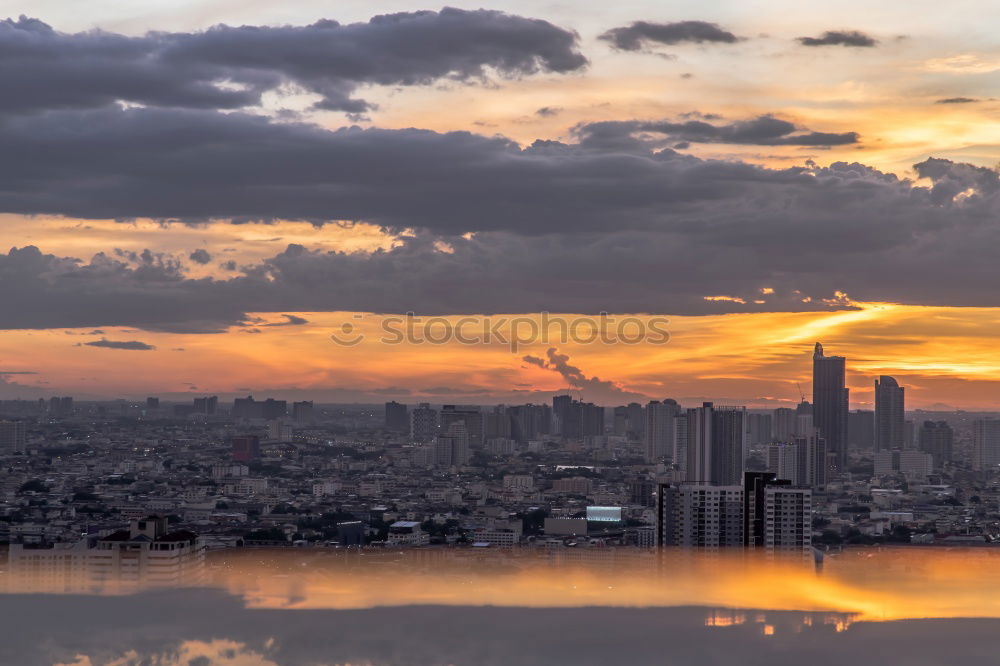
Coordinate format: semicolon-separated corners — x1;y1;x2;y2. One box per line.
0;10;586;117
600;20;740;51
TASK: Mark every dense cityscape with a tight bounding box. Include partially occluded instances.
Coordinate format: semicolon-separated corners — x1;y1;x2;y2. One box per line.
3;342;999;592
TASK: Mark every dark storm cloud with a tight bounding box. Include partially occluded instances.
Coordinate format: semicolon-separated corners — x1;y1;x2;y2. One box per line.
0;107;859;229
0;108;997;329
262;314;309;326
523;347;646;401
600;20;740;51
0;9;586;116
797;30;877;47
83;337;156;350
188;249;212;264
574;115;859;148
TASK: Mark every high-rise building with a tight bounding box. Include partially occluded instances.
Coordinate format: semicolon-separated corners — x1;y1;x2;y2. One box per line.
747;413;773;446
48;396;73;417
580;402;605;438
411;403;438;442
656;483;744;548
772;408;797;443
918;421;953;469
626;402;645;439
685;403;746;485
193;396;218;415
744;472;812;557
552;395;573;436
874;376;905;451
484;405;512;439
0;420;26;453
612;406;628;436
507;403;551;443
812;343;849;472
766;432;826;487
672;413;688;474
847;410;875;450
973;418;1000;471
231;435;261;462
261;399;287;421
292;400;315;424
644;399;680;463
384;401;408;431
145;397;160;411
440;405;484;446
434;421;470;467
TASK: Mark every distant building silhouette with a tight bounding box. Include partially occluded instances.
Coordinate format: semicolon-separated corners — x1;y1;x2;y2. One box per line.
874;376;905;451
812;343;848;472
384;401;408;431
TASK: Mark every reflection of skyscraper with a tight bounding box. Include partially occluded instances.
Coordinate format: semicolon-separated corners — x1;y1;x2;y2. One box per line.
874;376;905;451
812;343;849;472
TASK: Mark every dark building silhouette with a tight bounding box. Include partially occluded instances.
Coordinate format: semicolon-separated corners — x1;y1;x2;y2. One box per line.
293;400;315;424
812;343;849;472
918;420;953;468
193;396;218;415
384;401;409;431
874;376;905;451
440;405;484;446
145;397;159;410
847;410;874;450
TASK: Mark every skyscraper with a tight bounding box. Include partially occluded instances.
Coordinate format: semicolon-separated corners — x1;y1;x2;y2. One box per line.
411;403;438;442
0;420;26;454
812;343;849;472
440;405;484;446
292;400;315;424
644;399;680;463
874;376;905;451
973;418;1000;471
384;401;409;431
918;420;953;469
656;483;744;549
685;402;746;486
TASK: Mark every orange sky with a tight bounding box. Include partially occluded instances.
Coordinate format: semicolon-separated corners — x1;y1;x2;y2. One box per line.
4;302;1000;407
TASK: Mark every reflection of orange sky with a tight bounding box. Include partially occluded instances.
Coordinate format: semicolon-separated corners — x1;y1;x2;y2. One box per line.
213;550;1000;622
5;303;1000;407
23;549;1000;624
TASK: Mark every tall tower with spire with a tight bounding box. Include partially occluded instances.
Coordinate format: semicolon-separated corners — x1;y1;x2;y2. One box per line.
812;342;849;473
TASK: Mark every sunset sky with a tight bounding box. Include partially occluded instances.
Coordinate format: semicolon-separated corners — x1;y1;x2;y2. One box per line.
1;1;999;407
